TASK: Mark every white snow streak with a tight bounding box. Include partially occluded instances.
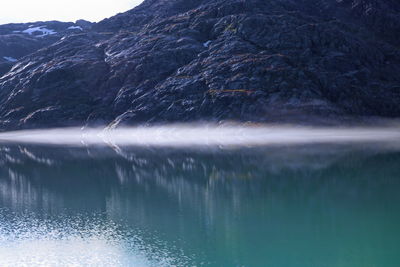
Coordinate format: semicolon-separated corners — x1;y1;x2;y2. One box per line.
67;26;83;31
3;56;17;62
203;40;212;48
22;26;57;37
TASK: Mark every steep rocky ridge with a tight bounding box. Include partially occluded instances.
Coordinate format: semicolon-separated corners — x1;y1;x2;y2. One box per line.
0;0;399;130
0;20;92;77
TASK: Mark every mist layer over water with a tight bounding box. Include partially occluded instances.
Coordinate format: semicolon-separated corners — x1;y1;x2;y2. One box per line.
0;124;399;147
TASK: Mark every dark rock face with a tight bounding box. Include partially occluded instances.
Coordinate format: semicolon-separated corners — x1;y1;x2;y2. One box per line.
0;0;399;130
0;21;92;77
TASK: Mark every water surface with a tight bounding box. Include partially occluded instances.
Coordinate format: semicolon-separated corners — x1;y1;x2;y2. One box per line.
0;141;399;266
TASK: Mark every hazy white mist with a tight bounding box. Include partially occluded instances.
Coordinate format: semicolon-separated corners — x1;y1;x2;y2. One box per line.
0;124;400;147
0;0;143;24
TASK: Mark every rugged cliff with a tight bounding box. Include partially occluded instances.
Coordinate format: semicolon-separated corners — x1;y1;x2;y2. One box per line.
0;0;399;130
0;21;92;76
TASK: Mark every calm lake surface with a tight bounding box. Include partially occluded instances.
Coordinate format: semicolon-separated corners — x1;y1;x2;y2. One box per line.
0;143;399;266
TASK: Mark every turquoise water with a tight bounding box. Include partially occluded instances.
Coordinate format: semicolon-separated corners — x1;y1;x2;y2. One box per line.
0;144;399;266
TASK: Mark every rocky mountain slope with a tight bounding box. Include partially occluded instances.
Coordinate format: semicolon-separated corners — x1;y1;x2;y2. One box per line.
0;0;399;130
0;20;92;76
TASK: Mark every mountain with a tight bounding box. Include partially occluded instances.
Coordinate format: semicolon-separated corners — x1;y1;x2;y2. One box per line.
0;0;399;130
0;20;92;76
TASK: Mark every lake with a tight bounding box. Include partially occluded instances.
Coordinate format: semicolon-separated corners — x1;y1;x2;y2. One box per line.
0;128;400;266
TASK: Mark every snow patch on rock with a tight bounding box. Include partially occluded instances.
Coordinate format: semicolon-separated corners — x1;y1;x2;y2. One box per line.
3;57;17;62
68;26;83;31
203;40;212;48
22;26;57;37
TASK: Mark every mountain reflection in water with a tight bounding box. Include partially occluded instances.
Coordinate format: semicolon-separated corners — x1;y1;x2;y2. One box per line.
0;144;400;267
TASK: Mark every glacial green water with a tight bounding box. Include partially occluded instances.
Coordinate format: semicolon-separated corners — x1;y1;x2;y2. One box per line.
0;144;399;267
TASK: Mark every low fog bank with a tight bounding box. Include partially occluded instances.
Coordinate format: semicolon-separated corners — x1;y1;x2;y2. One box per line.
0;123;399;147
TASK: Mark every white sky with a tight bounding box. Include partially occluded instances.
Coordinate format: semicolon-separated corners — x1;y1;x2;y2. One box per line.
0;0;143;24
